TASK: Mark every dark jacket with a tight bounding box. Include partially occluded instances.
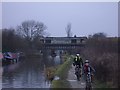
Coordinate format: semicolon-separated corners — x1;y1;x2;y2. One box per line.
73;56;83;67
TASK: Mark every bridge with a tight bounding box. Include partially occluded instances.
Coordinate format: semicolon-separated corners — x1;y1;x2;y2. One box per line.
39;37;87;50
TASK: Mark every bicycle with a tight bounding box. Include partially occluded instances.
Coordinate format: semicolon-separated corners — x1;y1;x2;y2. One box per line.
75;65;82;81
85;72;92;90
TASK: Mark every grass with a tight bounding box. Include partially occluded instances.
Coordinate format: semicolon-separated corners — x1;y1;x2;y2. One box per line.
52;80;71;88
51;55;73;88
54;57;72;79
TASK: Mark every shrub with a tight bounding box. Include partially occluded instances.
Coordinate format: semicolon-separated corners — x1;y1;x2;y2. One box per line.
81;37;118;87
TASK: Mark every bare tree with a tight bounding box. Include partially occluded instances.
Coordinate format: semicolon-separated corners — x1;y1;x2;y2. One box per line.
17;20;47;41
66;23;72;37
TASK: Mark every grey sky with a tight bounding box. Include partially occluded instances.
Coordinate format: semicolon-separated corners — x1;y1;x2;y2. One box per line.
2;2;118;37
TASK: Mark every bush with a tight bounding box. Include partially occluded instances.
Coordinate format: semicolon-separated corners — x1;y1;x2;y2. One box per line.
81;37;118;88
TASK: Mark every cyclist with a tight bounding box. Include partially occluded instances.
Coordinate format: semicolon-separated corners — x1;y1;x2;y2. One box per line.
73;54;83;80
73;54;83;68
83;60;95;83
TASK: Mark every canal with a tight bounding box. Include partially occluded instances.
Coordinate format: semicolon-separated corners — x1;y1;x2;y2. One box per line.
2;54;62;88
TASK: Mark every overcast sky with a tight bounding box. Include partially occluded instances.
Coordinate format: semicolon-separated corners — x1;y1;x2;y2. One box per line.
2;2;118;37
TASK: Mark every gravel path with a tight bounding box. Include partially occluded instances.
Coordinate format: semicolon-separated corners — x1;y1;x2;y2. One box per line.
67;65;86;89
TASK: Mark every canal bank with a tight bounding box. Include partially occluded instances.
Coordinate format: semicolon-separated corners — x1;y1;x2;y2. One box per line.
51;55;73;88
2;54;62;88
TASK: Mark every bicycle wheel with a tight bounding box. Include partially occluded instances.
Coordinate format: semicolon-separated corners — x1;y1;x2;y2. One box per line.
86;73;92;90
75;65;81;81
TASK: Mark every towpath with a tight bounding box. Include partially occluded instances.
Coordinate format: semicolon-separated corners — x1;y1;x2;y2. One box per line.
67;65;86;90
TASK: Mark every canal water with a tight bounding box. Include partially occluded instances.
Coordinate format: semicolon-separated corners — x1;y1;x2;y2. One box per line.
2;55;62;88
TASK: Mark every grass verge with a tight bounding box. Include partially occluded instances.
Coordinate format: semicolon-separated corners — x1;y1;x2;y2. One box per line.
51;55;73;88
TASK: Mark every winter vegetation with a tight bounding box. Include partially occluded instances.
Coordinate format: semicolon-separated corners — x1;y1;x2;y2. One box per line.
81;33;118;88
2;20;47;53
51;55;73;88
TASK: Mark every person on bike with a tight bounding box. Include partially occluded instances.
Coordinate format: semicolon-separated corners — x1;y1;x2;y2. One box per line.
73;54;83;80
73;54;83;68
83;60;95;83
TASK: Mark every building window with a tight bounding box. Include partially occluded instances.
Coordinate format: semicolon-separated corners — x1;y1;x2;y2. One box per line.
80;39;84;43
71;39;76;44
45;40;51;43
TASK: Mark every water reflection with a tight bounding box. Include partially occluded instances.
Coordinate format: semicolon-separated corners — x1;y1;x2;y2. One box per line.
54;55;61;65
2;58;49;88
45;55;62;67
2;54;62;88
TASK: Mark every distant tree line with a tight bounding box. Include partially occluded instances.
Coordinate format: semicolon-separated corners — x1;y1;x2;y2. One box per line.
2;20;47;53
